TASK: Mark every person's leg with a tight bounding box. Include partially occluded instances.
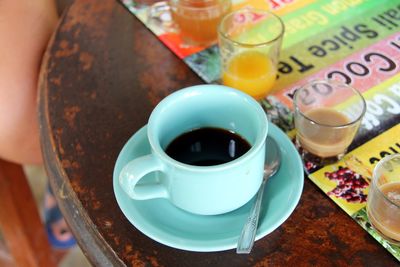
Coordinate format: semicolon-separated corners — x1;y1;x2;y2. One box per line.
0;0;58;165
0;0;76;249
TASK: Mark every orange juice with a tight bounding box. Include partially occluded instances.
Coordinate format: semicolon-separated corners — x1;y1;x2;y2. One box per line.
221;51;277;100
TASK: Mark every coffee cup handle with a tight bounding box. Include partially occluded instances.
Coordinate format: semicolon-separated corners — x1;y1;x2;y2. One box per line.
119;154;168;200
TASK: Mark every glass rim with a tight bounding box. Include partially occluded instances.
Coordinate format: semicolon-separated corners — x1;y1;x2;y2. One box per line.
372;153;400;209
218;8;285;48
171;0;232;11
293;79;367;129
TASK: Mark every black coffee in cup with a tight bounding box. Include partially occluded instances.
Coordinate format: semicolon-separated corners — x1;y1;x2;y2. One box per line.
165;127;251;166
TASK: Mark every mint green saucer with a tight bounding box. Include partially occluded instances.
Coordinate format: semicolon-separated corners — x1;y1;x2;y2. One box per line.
113;123;304;252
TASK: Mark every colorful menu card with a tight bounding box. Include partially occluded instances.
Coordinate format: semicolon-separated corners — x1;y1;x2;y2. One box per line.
120;0;400;260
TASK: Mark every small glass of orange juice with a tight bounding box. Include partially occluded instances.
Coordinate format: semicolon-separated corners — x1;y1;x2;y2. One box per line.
218;8;284;100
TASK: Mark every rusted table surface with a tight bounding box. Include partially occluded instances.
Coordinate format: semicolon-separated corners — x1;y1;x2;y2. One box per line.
38;1;398;266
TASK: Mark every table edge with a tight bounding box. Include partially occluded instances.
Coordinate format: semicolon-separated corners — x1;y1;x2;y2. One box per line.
37;5;125;267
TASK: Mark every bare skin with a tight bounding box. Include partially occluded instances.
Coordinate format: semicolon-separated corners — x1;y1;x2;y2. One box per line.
0;0;58;165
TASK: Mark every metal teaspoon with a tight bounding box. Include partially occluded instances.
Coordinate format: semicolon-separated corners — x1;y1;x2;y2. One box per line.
236;137;281;254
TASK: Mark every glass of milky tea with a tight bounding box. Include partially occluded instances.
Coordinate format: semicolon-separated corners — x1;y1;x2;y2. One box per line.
293;79;366;165
367;153;400;245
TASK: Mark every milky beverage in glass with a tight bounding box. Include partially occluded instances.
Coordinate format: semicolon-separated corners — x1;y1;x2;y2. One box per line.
293;80;366;165
367;154;400;244
296;107;353;158
171;0;231;45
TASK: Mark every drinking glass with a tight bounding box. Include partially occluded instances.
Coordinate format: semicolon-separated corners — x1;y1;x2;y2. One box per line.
149;0;232;46
293;79;366;165
218;8;284;100
367;154;400;245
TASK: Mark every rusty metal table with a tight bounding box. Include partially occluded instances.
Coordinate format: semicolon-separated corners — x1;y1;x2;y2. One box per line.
38;0;398;266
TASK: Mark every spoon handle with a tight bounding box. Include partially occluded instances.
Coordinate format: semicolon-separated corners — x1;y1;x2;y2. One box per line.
236;178;267;254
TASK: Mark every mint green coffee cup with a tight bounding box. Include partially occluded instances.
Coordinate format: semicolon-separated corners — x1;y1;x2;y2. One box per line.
119;85;268;215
